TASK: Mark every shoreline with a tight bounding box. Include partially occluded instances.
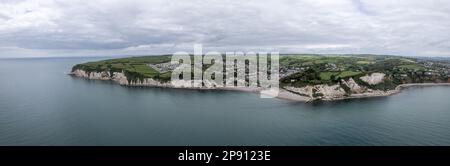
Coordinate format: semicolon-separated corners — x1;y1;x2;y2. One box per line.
323;83;450;102
69;71;450;103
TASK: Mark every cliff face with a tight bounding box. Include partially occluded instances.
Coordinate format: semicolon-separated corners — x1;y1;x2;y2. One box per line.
71;69;172;87
342;78;365;93
283;73;389;101
71;69;111;81
284;84;346;100
360;73;385;85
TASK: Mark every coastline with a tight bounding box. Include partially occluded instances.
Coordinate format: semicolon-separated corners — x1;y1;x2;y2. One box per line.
325;83;450;102
69;70;450;103
396;83;450;89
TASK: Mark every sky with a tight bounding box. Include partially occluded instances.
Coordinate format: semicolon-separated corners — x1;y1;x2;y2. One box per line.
0;0;450;58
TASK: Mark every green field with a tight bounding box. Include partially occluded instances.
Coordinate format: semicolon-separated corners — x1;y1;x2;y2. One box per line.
338;71;362;78
398;64;425;70
319;72;339;81
72;55;172;82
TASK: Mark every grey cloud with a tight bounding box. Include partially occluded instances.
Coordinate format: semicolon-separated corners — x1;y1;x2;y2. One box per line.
0;0;450;57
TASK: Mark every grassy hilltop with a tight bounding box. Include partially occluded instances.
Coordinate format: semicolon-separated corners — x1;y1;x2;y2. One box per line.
72;55;173;82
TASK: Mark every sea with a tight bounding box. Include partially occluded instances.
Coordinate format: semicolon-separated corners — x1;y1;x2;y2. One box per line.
1;57;450;145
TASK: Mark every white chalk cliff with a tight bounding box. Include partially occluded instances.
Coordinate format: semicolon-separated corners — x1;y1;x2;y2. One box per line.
71;69;172;87
283;73;389;101
72;69;392;101
360;73;385;85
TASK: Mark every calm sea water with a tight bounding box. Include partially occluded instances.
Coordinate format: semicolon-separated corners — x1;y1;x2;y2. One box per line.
1;57;450;145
